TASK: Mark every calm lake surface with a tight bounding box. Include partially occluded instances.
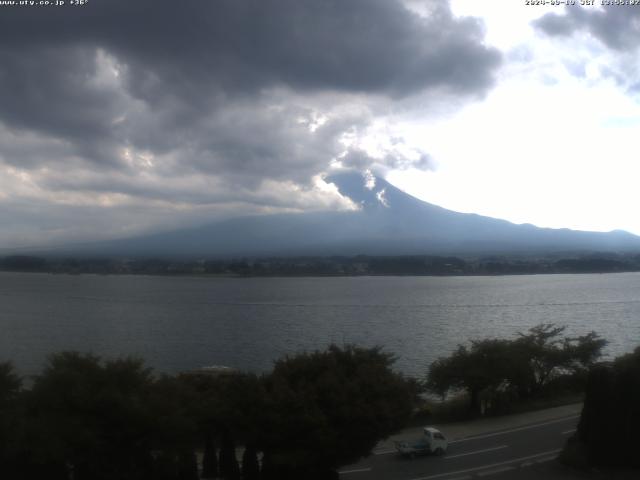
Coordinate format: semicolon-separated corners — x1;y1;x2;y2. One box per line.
1;272;639;378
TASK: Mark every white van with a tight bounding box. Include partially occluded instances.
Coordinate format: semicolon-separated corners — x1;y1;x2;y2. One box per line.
395;427;448;458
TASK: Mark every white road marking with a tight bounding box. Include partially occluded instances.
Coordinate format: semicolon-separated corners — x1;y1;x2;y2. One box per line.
339;467;373;475
407;449;562;480
374;449;396;455
561;429;576;435
477;465;516;477
449;415;579;444
445;445;508;460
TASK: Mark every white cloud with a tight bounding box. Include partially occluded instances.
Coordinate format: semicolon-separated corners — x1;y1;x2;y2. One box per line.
388;5;640;235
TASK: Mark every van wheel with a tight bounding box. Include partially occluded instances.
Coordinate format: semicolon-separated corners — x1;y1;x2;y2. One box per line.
434;448;444;456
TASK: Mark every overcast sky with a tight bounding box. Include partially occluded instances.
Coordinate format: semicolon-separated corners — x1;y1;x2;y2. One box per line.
1;0;639;248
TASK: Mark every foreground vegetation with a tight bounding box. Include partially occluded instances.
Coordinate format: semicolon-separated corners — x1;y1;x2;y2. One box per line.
1;324;633;478
0;346;416;480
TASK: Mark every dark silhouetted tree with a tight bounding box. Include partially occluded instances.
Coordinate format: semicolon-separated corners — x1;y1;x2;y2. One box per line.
427;324;607;414
201;432;218;479
564;346;640;468
241;444;260;480
260;344;414;478
0;362;22;478
427;339;513;414
219;430;241;480
153;451;179;480
24;352;157;480
514;324;606;396
177;370;266;479
177;451;199;480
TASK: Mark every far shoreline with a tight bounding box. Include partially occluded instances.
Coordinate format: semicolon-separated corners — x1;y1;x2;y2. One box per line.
3;252;640;278
2;269;640;280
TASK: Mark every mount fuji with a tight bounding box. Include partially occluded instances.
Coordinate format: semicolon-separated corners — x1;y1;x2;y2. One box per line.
35;171;640;258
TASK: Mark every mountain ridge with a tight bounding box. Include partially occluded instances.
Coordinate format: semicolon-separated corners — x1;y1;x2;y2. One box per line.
19;171;640;258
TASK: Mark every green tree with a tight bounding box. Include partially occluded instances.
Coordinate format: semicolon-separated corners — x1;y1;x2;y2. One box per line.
427;339;514;414
146;374;200;455
260;345;414;478
562;331;608;373
515;324;569;394
427;324;607;414
514;324;606;396
177;371;266;478
23;352;157;480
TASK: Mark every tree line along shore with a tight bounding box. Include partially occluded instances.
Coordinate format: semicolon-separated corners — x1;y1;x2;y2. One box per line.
3;252;640;276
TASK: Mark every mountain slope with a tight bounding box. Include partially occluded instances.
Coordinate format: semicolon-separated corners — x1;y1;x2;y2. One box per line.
41;171;640;257
323;172;640;254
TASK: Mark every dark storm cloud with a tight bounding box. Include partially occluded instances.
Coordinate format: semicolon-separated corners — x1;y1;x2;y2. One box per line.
181;103;368;185
0;0;502;245
535;6;640;51
2;0;500;97
0;46;129;167
0;0;500;164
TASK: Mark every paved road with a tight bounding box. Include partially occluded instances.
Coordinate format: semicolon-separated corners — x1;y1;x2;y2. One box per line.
339;413;579;480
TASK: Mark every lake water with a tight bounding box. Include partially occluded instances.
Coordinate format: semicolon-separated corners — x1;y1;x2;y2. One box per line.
1;272;639;378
